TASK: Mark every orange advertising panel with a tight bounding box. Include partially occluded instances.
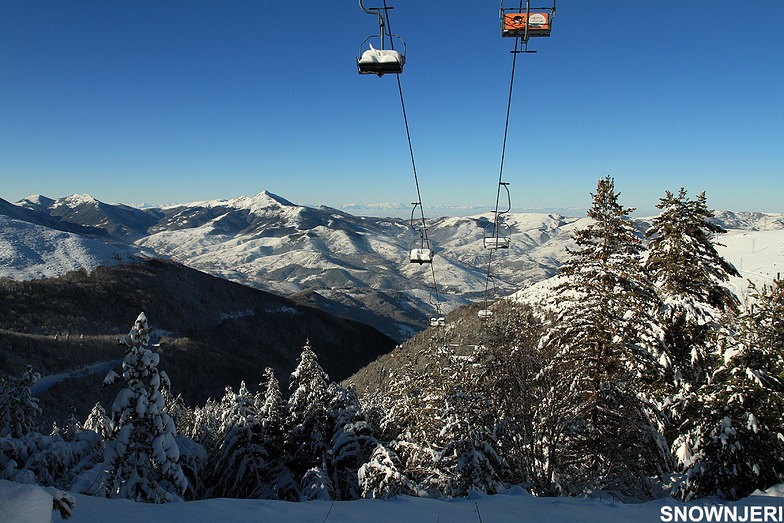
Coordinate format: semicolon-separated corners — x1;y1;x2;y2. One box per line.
503;12;551;36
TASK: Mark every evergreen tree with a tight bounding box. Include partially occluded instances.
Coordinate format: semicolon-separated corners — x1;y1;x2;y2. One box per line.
287;341;332;499
0;366;42;438
678;277;784;500
645;189;741;458
366;336;505;497
439;385;506;497
101;312;187;502
646;189;740;312
358;443;417;498
256;367;298;500
82;402;111;440
327;383;377;500
543;176;671;497
187;398;223;459
645;188;740;389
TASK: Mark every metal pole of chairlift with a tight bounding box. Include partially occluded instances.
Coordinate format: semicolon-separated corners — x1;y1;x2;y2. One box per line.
359;0;387;51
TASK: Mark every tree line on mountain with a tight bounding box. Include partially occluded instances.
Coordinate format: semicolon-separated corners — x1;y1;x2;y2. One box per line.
1;177;782;506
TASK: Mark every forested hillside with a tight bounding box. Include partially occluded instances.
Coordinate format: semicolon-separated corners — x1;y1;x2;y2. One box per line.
0;258;395;423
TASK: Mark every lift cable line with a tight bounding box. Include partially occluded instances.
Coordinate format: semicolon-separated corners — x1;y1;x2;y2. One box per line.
357;0;444;323
387;5;444;323
480;35;521;319
480;0;556;320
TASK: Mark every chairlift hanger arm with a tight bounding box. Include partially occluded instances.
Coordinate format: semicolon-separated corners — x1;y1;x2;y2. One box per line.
498;181;511;215
359;0;396;50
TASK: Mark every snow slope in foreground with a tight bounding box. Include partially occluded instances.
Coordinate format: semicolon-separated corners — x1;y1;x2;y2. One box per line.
3;481;784;523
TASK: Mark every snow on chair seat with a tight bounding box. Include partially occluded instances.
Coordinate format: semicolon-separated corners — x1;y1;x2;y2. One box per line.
410;248;432;264
358;44;405;75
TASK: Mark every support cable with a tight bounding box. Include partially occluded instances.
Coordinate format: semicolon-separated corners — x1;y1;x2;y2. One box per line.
482;35;522;315
383;1;443;318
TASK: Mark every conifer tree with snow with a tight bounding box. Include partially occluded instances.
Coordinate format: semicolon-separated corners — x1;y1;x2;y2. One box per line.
187;398;224;458
101;312;187;502
542;176;671;497
645;189;740;396
438;384;507;497
209;381;269;499
0;365;42;438
677;276;784;500
287;340;333;500
327;383;378;500
365;336;506;497
255;367;298;500
82;402;111;440
358;443;417;499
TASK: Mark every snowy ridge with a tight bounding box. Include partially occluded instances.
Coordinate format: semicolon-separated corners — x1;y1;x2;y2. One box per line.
1;191;781;337
0;216;142;280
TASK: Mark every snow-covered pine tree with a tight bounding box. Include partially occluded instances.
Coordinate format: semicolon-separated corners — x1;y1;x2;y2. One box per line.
438;384;507;498
327;383;377;500
187;398;223;458
375;345;454;496
678;276;784;500
102;312;187;502
358;443;417;499
82;402;111;440
645;189;740;398
543;176;671;498
0;365;42;438
287;341;333;500
209;380;284;499
255;367;298;500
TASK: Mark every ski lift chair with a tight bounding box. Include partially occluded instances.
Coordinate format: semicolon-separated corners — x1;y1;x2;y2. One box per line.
357;0;406;76
500;1;555;39
484;181;512;249
357;41;406;76
410;246;433;264
409;201;432;264
484;222;512;250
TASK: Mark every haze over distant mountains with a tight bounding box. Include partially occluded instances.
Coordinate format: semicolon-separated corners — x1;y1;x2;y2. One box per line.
1;190;782;340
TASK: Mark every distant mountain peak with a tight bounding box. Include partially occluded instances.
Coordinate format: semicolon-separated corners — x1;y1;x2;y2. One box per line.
55;193;101;208
224;191;297;214
249;190;295;207
18;194;55;209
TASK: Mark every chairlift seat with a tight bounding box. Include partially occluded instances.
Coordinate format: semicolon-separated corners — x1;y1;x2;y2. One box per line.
410;248;433;264
502;12;552;38
358;46;405;75
484;236;511;250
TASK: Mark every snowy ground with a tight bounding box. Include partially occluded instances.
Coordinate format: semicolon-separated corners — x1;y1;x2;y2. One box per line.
29;360;122;397
716;228;784;300
4;481;784;523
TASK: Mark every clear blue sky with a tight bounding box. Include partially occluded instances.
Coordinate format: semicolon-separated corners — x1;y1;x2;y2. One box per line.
2;1;782;216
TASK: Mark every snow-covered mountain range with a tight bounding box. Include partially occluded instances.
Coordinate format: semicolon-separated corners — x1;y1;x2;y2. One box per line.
1;191;782;340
